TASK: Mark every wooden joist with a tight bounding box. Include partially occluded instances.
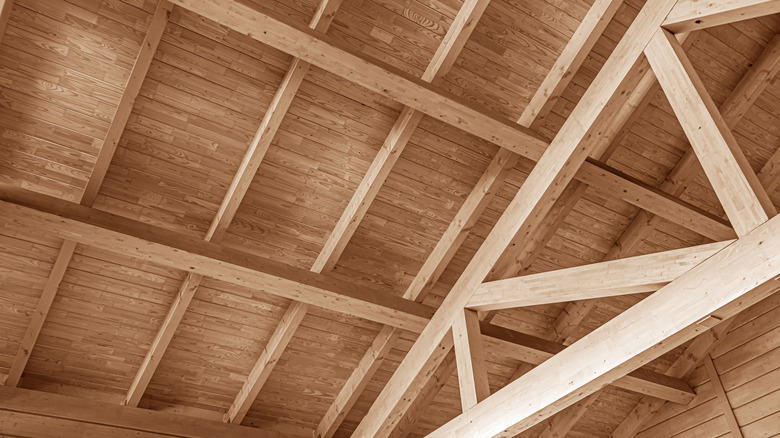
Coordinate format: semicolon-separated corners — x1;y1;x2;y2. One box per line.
468;241;731;311
351;1;682;435
0;387;275;438
3;0;173;388
518;0;624;128
663;0;780;33
645;28;776;237
427;213;780;437
311;0;491;273
224;301;309;424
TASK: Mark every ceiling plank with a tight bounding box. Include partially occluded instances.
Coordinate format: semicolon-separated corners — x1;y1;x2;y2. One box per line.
225;301;309;424
0;186;695;400
310;0;491;273
538;393;600;438
645;28;776;237
0;387;274;438
663;0;780;33
2;0;173;388
427;213;780;438
453;310;491;410
122;0;345;410
468;241;731;311
163;0;733;257
168;0;549;161
351;1;682;434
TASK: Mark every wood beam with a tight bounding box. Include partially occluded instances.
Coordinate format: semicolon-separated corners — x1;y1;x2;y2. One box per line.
169;0;549;162
351;1;683;434
3;0;172;388
0;387;275;438
311;0;491;273
468;241;731;311
427;213;780;438
645;28;776;236
225;301;309;424
123;273;203;406
704;354;745;438
608;33;780;260
759;145;780;194
663;0;780;33
0;188;434;332
205;0;343;242
124;0;344;410
577;159;736;241
453;310;490;410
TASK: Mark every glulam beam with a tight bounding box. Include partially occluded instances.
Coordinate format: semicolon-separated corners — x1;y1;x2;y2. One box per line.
428;214;780;438
453;310;491;410
468;241;730;311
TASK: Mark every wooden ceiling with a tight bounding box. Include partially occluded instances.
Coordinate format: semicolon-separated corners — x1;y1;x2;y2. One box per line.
0;0;779;437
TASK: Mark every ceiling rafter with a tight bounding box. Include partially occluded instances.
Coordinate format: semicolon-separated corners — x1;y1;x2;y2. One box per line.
2;0;173;388
0;0;13;45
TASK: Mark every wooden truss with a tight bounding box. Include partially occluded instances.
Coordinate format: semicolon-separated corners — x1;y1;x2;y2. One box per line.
2;0;780;437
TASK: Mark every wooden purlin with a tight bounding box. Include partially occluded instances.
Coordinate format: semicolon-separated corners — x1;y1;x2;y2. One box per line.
123;0;345;409
3;0;174;388
352;0;684;434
